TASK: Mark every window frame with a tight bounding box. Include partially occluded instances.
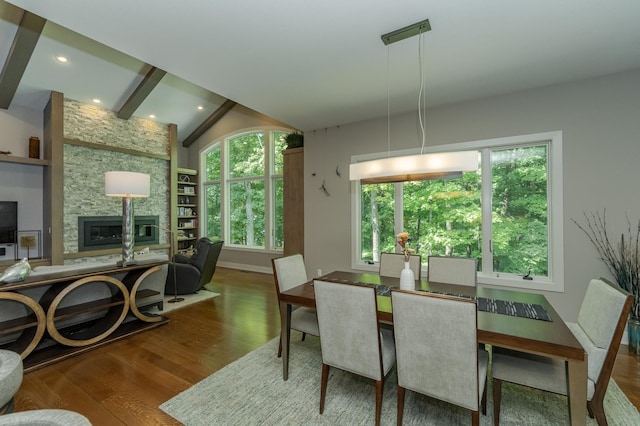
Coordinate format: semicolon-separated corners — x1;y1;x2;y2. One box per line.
350;131;564;292
200;127;290;254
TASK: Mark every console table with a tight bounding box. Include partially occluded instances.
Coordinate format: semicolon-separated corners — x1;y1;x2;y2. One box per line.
0;260;169;372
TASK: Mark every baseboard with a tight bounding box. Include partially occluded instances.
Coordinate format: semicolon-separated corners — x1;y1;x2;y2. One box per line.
216;261;272;275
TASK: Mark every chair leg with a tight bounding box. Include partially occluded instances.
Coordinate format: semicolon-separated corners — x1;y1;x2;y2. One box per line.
588;399;608;426
397;386;406;426
0;398;15;415
472;410;480;426
301;332;307;341
277;332;283;358
320;363;330;414
493;378;502;426
481;378;487;415
375;379;384;426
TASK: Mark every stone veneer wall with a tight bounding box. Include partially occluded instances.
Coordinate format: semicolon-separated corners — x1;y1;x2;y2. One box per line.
62;99;170;262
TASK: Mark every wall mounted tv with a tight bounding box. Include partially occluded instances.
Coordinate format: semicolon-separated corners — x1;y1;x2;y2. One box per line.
0;202;18;244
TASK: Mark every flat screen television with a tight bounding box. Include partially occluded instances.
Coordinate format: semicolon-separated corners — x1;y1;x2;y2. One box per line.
0;201;17;244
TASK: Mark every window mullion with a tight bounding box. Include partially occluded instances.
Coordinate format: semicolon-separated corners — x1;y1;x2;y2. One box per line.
480;148;493;275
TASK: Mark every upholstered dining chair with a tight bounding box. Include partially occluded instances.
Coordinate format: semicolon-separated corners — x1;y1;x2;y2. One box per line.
379;252;422;279
313;280;396;426
427;255;477;286
492;278;633;426
391;289;488;425
0;349;22;415
0;409;92;425
272;254;319;357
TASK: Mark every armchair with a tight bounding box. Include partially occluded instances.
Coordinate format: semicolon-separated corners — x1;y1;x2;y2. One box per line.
165;238;223;295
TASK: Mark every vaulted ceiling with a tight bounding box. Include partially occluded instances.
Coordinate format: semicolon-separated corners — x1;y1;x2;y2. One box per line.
2;0;640;145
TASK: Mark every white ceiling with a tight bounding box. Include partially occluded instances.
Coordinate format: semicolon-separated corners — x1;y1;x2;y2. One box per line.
3;0;640;138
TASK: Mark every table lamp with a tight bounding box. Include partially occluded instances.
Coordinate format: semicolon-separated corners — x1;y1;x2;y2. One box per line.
105;171;150;266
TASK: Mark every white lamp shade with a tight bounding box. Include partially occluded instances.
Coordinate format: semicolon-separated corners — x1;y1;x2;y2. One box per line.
105;171;151;197
349;151;479;181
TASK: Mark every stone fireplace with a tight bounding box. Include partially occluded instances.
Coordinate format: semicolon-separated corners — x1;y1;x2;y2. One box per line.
77;216;159;252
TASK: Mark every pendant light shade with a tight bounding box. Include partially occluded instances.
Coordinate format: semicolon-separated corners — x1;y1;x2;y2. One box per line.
349;151;478;184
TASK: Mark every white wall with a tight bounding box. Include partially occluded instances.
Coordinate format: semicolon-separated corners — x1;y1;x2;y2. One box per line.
0;106;44;238
303;69;640;321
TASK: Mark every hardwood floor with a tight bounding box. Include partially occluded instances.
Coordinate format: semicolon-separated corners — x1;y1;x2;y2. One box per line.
13;267;640;425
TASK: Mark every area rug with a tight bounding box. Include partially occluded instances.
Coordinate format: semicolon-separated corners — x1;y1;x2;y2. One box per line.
160;332;640;425
143;288;219;316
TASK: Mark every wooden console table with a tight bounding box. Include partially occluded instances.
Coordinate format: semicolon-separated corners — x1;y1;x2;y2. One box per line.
0;260;169;372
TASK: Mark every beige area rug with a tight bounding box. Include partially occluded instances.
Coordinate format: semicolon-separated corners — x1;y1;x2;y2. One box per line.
143;287;220;316
160;332;640;425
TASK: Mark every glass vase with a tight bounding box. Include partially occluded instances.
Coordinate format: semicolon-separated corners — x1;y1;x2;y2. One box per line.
399;261;415;290
628;318;640;355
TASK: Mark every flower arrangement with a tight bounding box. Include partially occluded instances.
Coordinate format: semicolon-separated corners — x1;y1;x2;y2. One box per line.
572;210;640;320
396;232;415;262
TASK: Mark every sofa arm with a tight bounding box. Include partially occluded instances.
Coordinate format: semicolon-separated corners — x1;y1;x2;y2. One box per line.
173;253;192;265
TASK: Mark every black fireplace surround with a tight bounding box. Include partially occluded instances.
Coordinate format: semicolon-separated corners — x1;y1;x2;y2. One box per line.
78;216;159;252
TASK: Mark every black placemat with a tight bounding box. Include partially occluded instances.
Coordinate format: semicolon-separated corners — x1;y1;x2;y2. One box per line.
379;286;552;322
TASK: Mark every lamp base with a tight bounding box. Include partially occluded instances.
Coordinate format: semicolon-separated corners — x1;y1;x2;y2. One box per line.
167;297;185;303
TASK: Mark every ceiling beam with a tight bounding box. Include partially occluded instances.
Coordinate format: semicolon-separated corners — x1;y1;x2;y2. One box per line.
182;99;237;147
117;66;167;119
0;11;46;109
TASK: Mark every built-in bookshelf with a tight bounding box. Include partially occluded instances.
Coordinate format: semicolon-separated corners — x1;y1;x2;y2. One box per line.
176;168;198;254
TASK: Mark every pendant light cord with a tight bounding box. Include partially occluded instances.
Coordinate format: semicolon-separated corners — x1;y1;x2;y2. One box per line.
387;44;391;158
418;29;426;154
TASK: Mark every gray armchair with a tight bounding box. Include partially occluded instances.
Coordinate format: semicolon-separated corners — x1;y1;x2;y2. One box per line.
165;238;223;295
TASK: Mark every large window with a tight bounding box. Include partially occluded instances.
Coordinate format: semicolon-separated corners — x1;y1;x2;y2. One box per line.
201;129;288;251
353;131;563;291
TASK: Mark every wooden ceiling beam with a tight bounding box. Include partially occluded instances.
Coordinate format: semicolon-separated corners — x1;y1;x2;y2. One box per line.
0;11;46;109
117;66;167;119
182;99;237;147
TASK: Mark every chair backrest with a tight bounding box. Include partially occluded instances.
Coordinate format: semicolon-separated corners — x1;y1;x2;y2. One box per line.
574;278;633;395
272;254;308;295
391;290;481;411
194;239;224;288
313;280;384;381
379;252;422;279
427;256;477;286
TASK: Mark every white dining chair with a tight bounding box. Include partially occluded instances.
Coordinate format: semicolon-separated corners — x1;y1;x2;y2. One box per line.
427;255;477;286
391;289;488;425
492;278;633;426
379;252;422;279
313;280;396;426
0;349;22;415
272;254;319;357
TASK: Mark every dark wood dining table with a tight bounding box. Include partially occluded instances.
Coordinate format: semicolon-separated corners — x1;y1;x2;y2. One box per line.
278;271;588;426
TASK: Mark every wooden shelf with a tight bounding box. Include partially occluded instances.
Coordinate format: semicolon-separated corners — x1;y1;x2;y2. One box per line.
0;155;49;166
21;317;168;372
0;314;40;336
177;169;198;252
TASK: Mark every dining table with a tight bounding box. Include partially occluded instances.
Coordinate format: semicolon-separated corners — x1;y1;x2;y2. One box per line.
278;270;588;426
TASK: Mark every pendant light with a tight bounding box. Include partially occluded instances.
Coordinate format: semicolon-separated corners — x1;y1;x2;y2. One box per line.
349;19;478;184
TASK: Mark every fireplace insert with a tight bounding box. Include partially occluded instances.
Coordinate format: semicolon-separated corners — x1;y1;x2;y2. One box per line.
78;216;159;252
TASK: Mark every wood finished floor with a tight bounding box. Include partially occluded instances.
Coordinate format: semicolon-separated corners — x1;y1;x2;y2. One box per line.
14;267;640;425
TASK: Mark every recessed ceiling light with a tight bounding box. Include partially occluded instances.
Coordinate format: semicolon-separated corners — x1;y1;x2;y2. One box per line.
149;114;156;119
92;98;101;104
55;55;68;63
197;105;204;110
